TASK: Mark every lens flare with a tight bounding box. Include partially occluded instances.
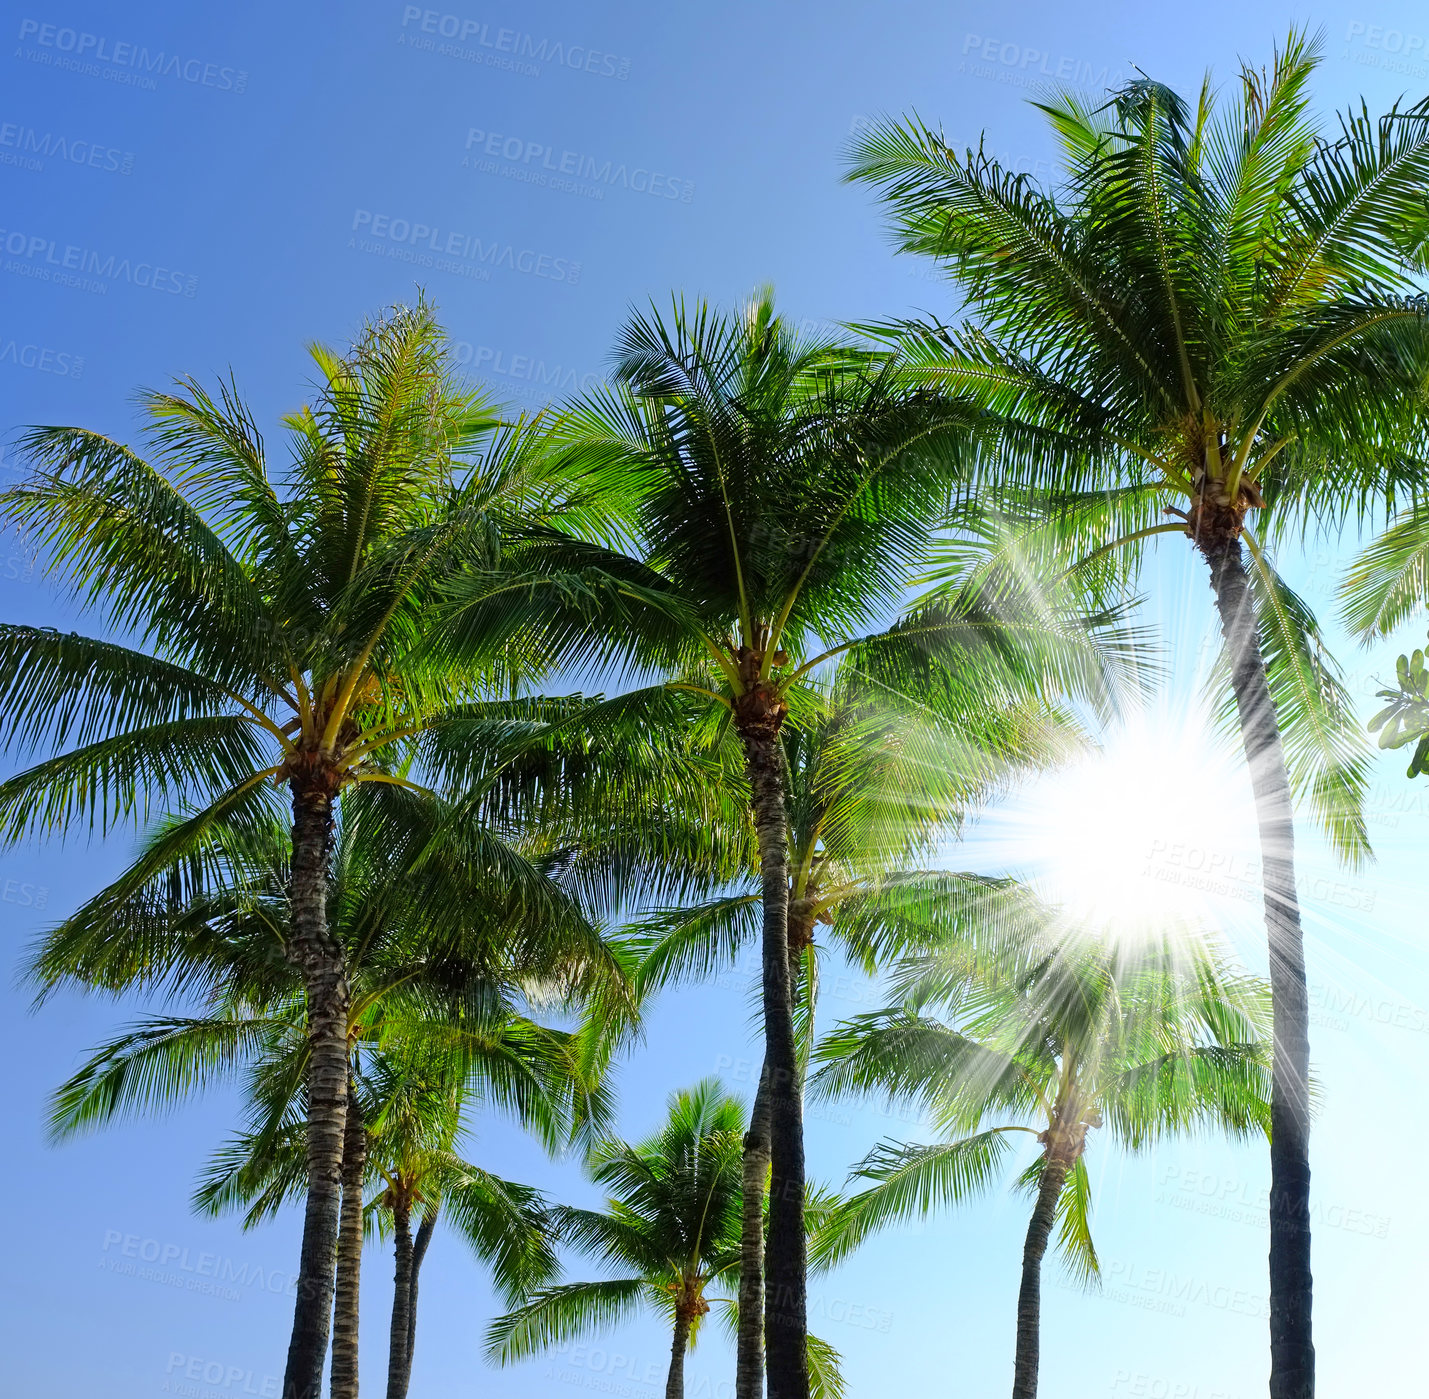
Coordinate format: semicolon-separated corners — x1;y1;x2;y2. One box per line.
966;701;1262;941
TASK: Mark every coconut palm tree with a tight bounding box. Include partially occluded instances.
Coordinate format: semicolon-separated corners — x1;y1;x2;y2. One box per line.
625;669;1064;1398
362;1054;557;1399
811;924;1273;1399
0;300;633;1397
445;292;1136;1399
36;784;616;1399
485;1079;745;1399
485;1079;846;1399
845;35;1429;1394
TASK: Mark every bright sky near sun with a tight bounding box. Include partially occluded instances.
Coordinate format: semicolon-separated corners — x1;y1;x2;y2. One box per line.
978;701;1261;938
3;3;1428;1397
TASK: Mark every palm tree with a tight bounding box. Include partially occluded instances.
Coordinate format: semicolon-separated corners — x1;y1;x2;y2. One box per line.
626;669;1065;1398
362;1054;557;1399
36;785;616;1399
486;1080;744;1399
0;301;627;1397
845;36;1429;1394
811;924;1273;1399
485;1079;846;1399
450;292;1134;1399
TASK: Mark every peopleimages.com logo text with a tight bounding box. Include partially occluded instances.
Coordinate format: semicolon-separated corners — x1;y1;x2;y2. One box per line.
0;227;197;296
463;128;693;202
0;121;134;174
349;211;581;283
398;7;630;79
100;1229;296;1297
15;19;248;92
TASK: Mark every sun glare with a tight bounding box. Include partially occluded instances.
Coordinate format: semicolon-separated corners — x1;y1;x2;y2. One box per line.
967;704;1263;940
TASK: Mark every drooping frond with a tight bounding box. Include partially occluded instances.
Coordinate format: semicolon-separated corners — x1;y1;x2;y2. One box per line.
809;1131;1021;1267
1212;549;1372;860
484;1279;652;1364
1340;505;1429;640
49;1015;289;1141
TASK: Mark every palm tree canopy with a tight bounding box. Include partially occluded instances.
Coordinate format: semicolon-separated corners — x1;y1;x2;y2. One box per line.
40;789;620;1181
550;294;984;671
0;299;639;915
561;1078;747;1280
484;1078;746;1363
625;665;1064;1005
181;1037;566;1306
848;31;1429;858
809;919;1273;1279
440;292;1139;732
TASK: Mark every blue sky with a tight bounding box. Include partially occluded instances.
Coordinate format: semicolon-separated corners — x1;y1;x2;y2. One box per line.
3;2;1428;1396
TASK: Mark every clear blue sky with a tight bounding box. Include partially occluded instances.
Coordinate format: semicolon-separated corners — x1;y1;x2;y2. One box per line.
2;2;1427;1396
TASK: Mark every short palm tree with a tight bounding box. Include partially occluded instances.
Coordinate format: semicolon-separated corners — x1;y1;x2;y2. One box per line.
451;292;1134;1399
811;925;1273;1399
0;300;625;1397
361;1055;557;1399
846;36;1429;1394
485;1079;746;1399
485;1079;847;1399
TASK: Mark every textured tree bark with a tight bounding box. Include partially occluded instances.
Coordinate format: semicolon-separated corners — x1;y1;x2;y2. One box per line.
736;917;808;1399
1011;1152;1071;1399
664;1310;693;1399
736;1058;772;1399
401;1208;438;1393
283;781;349;1399
1202;536;1314;1399
385;1199;415;1399
329;1084;366;1399
736;712;807;1399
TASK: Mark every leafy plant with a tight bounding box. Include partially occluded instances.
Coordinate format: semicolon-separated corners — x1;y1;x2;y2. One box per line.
1369;636;1429;777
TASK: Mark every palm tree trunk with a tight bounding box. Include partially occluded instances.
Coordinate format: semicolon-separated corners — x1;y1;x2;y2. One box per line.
665;1311;693;1399
401;1208;438;1394
284;780;349;1399
385;1200;415;1399
737;715;808;1399
329;1085;366;1399
1012;1152;1071;1399
738;916;809;1399
1203;537;1314;1399
736;1063;771;1399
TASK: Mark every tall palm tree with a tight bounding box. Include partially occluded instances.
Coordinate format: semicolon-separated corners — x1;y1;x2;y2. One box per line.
626;670;1065;1398
811;924;1273;1399
0;301;626;1397
846;36;1429;1394
35;785;616;1399
447;292;1135;1399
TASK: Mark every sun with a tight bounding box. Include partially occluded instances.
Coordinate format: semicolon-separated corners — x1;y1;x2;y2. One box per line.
966;702;1263;939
